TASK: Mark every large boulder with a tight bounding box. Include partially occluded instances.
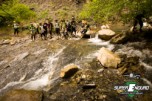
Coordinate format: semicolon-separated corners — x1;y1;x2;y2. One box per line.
60;64;79;78
0;89;43;101
98;29;116;40
97;47;121;68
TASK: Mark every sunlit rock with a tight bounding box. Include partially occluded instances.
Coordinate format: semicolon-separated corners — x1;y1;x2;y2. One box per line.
1;39;11;45
60;64;79;78
97;47;121;68
98;28;116;40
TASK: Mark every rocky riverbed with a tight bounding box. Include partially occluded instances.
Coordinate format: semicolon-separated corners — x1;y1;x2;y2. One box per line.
0;33;152;101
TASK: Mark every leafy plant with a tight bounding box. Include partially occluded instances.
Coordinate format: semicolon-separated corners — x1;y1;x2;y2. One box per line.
79;0;152;23
0;0;36;25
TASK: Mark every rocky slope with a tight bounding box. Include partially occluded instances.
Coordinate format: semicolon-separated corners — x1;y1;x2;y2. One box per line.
20;0;86;20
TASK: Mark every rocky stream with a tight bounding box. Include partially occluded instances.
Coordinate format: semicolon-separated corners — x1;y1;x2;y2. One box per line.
0;27;152;101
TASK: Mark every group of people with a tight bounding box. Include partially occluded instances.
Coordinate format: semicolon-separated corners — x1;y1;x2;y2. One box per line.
13;17;91;41
29;17;78;40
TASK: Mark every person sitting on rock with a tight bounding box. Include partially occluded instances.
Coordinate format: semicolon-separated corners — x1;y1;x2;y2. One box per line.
81;20;90;35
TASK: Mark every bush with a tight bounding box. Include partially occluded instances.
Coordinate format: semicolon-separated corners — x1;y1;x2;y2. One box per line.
0;0;36;25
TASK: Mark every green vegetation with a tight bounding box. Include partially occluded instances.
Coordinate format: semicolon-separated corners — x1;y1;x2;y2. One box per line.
37;10;49;20
0;0;36;26
57;9;68;19
79;0;152;23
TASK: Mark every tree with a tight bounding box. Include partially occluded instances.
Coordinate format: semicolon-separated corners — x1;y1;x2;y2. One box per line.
79;0;152;23
0;0;36;25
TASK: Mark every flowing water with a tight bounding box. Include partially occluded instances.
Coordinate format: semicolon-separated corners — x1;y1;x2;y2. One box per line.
0;35;152;97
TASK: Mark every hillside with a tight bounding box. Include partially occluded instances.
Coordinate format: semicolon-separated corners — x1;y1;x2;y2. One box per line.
20;0;87;20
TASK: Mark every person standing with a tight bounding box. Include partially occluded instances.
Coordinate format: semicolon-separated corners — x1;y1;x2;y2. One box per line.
13;21;19;36
39;23;45;40
66;20;72;38
29;23;36;41
54;20;60;39
43;22;48;40
47;20;54;38
133;12;145;32
71;17;77;37
61;19;68;39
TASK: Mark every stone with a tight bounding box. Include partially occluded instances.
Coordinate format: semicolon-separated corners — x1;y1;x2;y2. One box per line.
97;47;121;68
60;64;79;78
98;29;116;40
97;68;104;73
110;31;130;44
1;39;10;45
0;89;43;101
117;67;127;75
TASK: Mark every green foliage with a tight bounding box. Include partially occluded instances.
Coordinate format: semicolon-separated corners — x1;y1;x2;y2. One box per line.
37;10;49;20
0;0;36;25
55;9;68;19
79;0;152;23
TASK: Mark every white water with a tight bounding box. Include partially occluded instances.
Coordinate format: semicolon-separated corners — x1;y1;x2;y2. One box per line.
21;47;66;90
88;34;114;50
0;47;66;93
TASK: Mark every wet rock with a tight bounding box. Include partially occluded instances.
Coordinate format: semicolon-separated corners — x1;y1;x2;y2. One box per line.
0;89;43;101
60;64;79;78
110;32;128;44
97;47;121;68
98;29;116;40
